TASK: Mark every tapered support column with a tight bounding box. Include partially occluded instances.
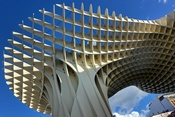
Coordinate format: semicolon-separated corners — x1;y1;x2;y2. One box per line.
4;3;175;117
48;66;113;117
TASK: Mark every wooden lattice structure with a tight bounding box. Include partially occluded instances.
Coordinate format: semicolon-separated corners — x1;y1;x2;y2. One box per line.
4;3;175;117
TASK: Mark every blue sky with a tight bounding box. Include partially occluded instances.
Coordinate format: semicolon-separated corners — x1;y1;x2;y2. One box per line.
0;0;174;117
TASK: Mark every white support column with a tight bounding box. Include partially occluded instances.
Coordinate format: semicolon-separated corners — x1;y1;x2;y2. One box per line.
3;3;175;117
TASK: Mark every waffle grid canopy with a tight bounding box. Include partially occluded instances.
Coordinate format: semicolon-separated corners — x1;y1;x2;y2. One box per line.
4;3;175;117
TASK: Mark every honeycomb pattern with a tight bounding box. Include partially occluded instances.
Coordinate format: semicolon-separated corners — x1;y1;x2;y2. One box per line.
3;3;175;116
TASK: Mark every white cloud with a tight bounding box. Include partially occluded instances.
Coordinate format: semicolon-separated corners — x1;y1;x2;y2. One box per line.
92;42;97;46
141;106;150;117
112;104;150;117
113;111;145;117
86;41;97;46
109;86;148;114
113;111;140;117
159;0;167;3
164;0;167;3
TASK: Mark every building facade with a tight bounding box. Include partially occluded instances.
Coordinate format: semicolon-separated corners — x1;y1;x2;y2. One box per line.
3;3;175;117
152;111;173;117
149;93;175;116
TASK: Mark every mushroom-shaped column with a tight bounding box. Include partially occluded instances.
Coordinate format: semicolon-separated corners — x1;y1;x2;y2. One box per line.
4;3;175;117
